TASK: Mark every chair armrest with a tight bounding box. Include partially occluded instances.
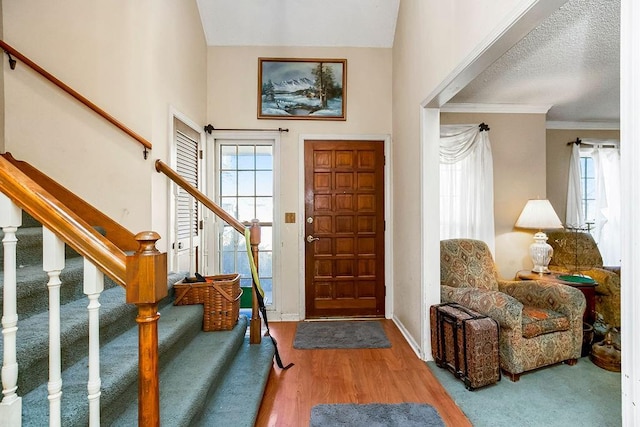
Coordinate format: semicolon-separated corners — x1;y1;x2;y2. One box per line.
549;266;620;296
586;268;621;297
499;280;585;320
440;285;522;330
603;266;620;276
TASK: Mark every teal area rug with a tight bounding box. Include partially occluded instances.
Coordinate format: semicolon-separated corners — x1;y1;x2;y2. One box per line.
310;403;444;427
293;320;391;349
427;357;620;427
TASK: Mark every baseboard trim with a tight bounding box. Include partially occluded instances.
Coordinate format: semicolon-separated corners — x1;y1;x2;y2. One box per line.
392;316;424;360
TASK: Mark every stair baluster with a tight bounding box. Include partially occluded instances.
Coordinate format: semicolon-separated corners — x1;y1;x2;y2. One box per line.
84;260;104;426
43;228;65;427
0;194;23;424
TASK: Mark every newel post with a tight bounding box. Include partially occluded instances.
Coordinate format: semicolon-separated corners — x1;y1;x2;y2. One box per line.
125;231;167;427
249;219;262;344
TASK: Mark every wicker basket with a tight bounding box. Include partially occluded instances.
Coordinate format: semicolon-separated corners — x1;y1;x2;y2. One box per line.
173;274;242;331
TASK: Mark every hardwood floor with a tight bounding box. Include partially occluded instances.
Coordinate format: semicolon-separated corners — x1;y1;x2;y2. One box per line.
255;320;471;427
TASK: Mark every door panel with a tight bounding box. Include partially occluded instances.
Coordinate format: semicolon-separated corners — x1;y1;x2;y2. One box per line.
304;140;385;318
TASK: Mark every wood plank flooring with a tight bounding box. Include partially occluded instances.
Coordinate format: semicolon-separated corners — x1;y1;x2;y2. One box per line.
255;320;471;427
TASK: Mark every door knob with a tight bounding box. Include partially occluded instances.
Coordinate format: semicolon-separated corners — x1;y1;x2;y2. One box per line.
306;235;320;243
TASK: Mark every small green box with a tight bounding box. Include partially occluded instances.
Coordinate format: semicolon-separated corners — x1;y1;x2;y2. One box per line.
240;286;253;308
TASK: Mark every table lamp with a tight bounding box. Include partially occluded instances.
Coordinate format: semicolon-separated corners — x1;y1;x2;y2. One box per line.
515;199;563;273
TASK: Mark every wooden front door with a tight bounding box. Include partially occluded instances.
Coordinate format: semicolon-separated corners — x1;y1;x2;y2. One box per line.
304;140;385;318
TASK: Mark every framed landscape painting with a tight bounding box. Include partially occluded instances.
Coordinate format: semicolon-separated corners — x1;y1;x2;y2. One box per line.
258;58;347;120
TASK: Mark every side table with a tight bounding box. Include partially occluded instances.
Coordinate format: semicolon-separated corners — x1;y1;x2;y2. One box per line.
515;270;596;326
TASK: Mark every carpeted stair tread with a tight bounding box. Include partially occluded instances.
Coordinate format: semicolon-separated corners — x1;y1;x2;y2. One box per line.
110;315;249;427
0;227;83;267
0;257;122;321
20;302;205;426
0;285;137;396
194;336;275;427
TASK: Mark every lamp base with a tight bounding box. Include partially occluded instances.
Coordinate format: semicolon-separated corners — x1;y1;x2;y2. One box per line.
529;231;553;274
531;266;552;274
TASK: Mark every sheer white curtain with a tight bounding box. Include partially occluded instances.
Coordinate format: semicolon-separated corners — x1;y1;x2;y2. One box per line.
565;139;621;265
440;124;495;253
591;144;621;265
565;143;584;228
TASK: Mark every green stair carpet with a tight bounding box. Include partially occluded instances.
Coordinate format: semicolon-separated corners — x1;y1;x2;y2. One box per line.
0;212;274;426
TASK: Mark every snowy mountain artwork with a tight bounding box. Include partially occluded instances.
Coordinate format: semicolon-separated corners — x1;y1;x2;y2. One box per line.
258;58;346;120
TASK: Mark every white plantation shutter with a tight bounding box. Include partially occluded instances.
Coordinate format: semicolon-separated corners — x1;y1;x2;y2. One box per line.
176;129;199;241
173;118;202;276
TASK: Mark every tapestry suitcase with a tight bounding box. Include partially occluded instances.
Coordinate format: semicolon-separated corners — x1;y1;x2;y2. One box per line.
430;302;500;390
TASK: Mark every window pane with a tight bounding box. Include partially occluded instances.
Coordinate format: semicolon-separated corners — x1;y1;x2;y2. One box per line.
220;171;236;196
256;171;273;196
259;251;272;277
584;157;595;178
585;178;596;199
221;251;236;273
238;197;255;222
259;226;272;250
260;278;273;303
221;197;237;218
221;145;237;169
221;226;238;251
256;197;273;222
255;146;273;169
236;251;251;277
238;146;254;169
238;171;255;196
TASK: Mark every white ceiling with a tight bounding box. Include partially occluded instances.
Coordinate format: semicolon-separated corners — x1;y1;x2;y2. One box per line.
196;0;400;48
196;0;620;127
447;0;620;127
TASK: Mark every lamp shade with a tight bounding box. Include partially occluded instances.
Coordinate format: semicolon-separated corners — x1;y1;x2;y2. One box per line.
515;199;563;230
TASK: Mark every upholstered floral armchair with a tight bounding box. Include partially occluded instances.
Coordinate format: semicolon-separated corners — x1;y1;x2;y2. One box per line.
546;229;621;328
440;239;585;381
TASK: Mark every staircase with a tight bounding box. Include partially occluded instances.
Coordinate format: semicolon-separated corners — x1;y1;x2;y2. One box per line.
0;211;275;426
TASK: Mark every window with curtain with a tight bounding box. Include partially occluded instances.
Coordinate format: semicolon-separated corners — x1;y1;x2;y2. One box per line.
566;140;621;265
440;124;495;253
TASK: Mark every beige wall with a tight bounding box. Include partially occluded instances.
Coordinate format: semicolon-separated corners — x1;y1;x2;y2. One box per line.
3;1;207;251
391;0;527;347
207;46;392;319
441;113;547;279
546;128;620;223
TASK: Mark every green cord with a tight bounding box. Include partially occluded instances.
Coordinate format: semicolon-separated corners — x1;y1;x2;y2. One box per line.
244;228;265;298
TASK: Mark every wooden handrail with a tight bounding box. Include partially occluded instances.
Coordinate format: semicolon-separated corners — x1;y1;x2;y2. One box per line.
154;159;245;234
0;39;152;156
0;155;127;286
155;159;262;344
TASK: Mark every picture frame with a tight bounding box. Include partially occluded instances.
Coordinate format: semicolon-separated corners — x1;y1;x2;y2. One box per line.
258;58;347;120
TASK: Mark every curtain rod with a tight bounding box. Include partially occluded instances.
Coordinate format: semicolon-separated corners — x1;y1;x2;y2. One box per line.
479;122;490;132
567;137;619;148
204;124;289;134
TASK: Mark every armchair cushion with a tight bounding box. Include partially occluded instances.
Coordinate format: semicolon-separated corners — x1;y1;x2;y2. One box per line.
521;307;570;338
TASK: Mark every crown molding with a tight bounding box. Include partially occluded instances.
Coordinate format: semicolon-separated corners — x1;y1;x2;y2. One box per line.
545;121;620;130
440;103;552;114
